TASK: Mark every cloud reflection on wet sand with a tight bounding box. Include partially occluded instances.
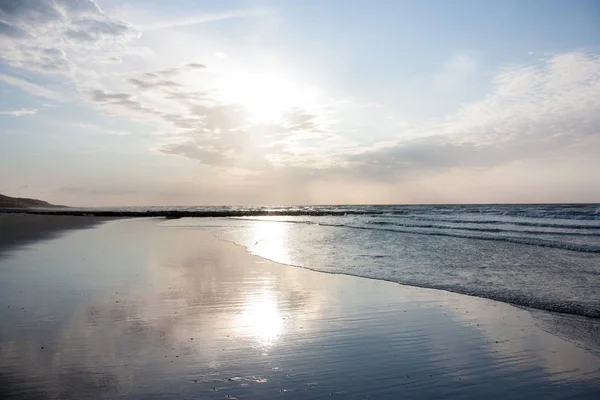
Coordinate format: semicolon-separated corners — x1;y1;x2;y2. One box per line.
0;219;599;399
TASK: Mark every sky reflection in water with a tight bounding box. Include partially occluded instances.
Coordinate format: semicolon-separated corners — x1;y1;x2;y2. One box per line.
0;219;599;399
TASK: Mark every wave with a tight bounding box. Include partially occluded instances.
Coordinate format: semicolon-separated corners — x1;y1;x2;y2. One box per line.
401;282;600;319
319;272;600;319
365;220;600;236
400;217;600;230
234;218;600;253
214;229;600;319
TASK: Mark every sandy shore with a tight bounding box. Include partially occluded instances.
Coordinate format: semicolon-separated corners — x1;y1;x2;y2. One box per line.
0;215;599;399
0;214;110;257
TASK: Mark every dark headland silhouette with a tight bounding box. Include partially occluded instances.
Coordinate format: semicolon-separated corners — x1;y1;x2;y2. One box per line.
0;194;61;209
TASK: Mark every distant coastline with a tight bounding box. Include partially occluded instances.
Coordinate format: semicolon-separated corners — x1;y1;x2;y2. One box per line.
0;194;64;209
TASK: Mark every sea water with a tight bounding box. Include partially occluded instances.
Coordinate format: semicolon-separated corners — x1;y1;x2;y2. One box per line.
159;204;600;318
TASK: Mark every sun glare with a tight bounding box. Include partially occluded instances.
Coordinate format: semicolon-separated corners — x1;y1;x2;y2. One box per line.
218;70;320;124
250;220;292;265
237;281;283;346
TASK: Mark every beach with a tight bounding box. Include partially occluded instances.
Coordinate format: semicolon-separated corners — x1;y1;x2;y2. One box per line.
0;214;599;399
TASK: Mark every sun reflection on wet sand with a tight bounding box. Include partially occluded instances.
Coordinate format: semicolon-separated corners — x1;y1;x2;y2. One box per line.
237;278;283;346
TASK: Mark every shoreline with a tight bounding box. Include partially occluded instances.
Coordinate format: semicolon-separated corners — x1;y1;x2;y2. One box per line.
2;214;599;350
0;214;113;258
195;228;600;357
0;216;599;398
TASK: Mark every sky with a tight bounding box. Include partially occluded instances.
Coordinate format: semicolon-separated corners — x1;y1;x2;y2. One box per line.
0;0;599;206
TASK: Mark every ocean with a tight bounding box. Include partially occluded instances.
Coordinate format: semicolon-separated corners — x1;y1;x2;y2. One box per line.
152;204;600;319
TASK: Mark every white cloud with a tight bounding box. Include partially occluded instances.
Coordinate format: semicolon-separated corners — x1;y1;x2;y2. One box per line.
1;0;598;195
0;1;344;172
349;52;600;179
0;107;40;116
0;0;140;74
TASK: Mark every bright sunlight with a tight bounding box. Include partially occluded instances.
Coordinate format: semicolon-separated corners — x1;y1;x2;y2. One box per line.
237;280;283;346
217;69;320;123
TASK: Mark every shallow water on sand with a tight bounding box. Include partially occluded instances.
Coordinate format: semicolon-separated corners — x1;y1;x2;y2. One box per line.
0;218;599;399
162;206;600;319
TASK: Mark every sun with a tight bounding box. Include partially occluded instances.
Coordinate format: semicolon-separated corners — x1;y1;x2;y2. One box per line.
217;69;320;124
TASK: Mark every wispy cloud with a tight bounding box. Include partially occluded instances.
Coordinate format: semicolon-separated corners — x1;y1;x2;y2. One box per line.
0;74;66;101
75;123;129;136
434;50;481;90
142;8;271;31
0;107;41;116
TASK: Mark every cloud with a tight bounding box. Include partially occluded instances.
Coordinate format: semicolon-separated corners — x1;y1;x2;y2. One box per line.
186;63;206;69
347;52;600;179
89;89;161;121
75;123;129;135
0;0;139;74
0;2;339;173
144;63;207;78
128;78;180;90
142;8;270;31
0;20;29;38
0;73;66;101
2;0;597;196
91;90;134;102
65;17;137;43
84;54;599;179
0;0;62;22
434;51;480;90
0;107;41;116
154;106;328;169
159;141;227;166
78;56;333;169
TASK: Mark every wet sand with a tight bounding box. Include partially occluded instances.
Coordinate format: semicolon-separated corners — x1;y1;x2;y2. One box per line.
0;214;110;257
0;216;599;399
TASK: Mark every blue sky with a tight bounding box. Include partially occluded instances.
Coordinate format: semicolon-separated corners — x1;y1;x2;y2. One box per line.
1;0;599;206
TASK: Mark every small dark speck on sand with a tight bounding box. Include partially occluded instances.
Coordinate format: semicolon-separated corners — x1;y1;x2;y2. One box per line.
190;338;193;340
40;347;44;350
